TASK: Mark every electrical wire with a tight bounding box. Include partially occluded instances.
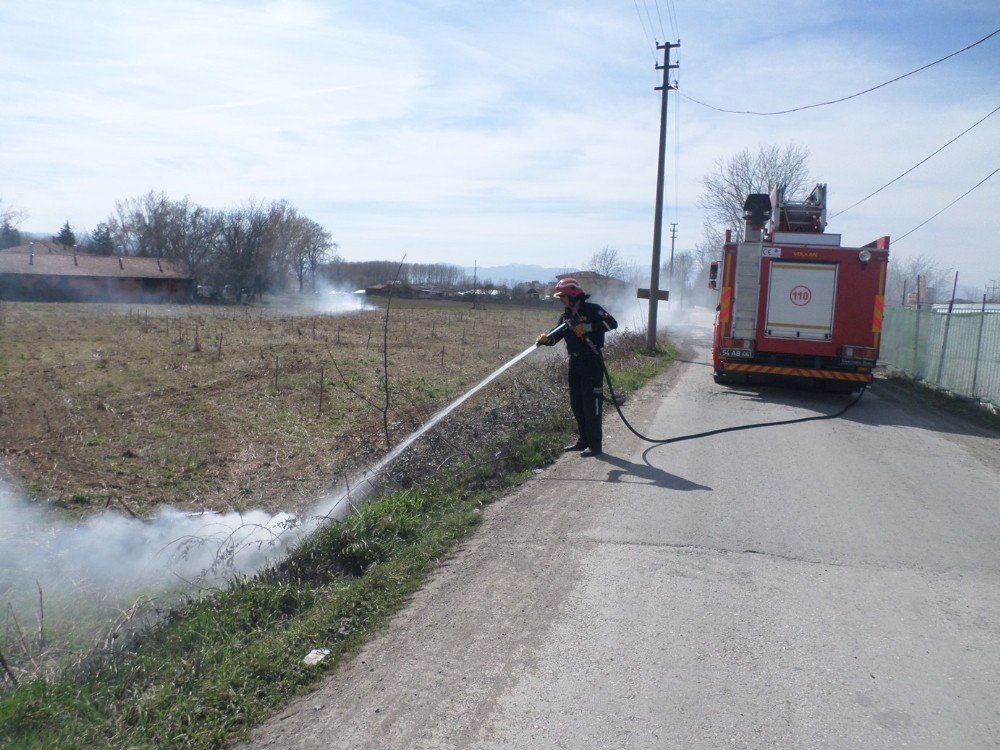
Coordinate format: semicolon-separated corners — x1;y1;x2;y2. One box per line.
641;0;660;43
663;0;679;42
893;166;999;244
650;0;667;41
678;28;999;116
632;0;657;60
831;103;1000;218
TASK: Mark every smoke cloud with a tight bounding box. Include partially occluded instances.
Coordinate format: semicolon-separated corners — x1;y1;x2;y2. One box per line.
584;287;698;336
311;282;375;315
0;477;306;621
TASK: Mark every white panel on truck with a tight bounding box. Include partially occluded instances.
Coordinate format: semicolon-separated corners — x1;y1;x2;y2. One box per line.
764;261;837;340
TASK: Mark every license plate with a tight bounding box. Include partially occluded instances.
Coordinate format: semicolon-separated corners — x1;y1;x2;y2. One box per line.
721;348;752;358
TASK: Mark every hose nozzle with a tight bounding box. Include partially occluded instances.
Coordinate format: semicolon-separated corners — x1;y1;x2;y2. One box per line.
544;321;569;339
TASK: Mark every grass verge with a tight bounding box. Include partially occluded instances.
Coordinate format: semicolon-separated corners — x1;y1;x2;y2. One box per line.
0;332;674;749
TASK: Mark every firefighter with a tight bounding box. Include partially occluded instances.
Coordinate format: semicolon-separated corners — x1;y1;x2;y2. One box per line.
536;277;618;456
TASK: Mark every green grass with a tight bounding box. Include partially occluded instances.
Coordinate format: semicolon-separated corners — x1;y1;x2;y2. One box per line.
0;485;487;749
604;340;677;397
0;332;674;750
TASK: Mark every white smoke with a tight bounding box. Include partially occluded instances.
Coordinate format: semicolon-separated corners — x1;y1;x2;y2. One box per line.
311;280;375;315
581;287;695;337
0;477;308;625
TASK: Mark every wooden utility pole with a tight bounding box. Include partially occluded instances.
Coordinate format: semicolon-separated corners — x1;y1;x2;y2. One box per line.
645;41;680;354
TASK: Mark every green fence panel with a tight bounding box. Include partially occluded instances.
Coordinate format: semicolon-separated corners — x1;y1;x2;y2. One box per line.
879;307;1000;408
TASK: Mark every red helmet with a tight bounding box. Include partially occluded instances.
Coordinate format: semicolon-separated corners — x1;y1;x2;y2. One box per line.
553;277;585;298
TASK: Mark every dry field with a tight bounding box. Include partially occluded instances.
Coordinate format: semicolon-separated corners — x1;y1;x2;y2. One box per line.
0;296;559;517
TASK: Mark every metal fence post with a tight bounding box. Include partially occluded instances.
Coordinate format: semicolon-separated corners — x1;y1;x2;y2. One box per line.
935;271;959;384
913;276;922;375
971;294;987;398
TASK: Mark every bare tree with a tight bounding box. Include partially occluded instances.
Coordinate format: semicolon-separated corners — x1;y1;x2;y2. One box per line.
412;263;464;288
0;197;26;228
294;220;337;293
0;197;27;250
108;192;223;279
320;260;418;290
266;202;340;294
216;201;276;299
587;245;626;280
692;231;722;269
110;191;174;257
179;206;223;279
885;253;953;308
267;201;303;292
691;143;811;298
699;143;811;242
665;251;698;307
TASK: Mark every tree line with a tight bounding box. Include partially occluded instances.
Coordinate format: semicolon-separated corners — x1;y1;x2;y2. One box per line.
2;192;339;297
2;192;533;298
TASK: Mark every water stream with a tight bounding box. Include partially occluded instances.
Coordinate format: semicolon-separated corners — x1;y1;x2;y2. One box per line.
310;342;539;521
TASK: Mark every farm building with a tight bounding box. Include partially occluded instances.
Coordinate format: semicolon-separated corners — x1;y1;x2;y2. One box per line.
553;271;630;297
0;242;193;303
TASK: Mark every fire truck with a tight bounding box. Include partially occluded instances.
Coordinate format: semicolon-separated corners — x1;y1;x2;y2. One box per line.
708;184;889;389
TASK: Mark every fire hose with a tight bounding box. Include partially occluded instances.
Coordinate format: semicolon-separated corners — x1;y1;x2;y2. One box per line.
540;321;868;445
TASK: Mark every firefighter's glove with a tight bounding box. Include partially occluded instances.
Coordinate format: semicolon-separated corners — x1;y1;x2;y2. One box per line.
536;333;553;347
570;322;593;338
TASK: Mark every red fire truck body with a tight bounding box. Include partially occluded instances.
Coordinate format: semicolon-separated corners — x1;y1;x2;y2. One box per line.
710;185;889;388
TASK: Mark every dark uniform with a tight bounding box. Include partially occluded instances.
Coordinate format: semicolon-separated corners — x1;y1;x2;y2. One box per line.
545;300;618;454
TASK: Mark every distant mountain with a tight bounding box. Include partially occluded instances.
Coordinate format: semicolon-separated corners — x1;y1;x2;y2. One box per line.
461;264;579;285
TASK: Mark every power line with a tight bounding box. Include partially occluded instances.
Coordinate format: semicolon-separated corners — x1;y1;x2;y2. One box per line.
641;0;660;43
649;0;667;41
663;0;679;41
679;28;999;116
631;0;657;59
893;166;999;244
832;103;1000;218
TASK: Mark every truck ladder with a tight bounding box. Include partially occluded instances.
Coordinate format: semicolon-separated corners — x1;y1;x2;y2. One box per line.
732;239;762;340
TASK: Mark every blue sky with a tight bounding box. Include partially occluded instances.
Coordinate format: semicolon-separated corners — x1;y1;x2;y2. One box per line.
1;1;997;289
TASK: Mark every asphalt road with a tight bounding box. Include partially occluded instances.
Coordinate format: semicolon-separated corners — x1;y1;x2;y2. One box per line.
243;314;1000;750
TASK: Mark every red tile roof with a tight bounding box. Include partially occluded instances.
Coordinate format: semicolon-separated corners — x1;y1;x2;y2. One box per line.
0;243;191;279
